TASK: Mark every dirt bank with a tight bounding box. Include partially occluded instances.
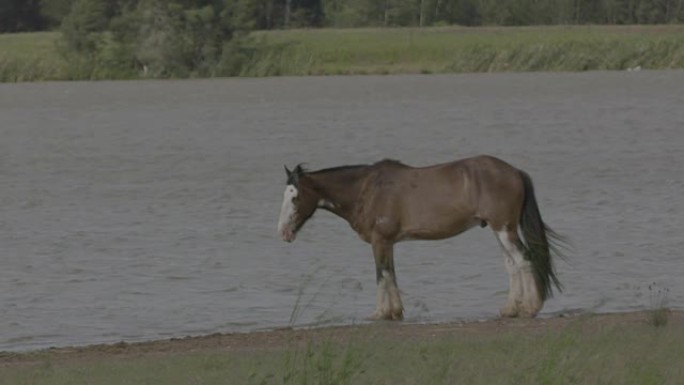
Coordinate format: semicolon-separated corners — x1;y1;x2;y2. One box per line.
2;310;681;368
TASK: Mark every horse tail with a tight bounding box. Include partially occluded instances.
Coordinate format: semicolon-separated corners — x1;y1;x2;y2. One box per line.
518;171;564;301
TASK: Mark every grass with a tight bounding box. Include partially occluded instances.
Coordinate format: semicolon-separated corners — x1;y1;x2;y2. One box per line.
648;282;671;328
243;25;684;76
0;32;67;82
1;25;684;82
2;314;684;385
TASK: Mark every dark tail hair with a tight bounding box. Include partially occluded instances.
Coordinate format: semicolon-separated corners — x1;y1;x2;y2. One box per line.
518;171;564;301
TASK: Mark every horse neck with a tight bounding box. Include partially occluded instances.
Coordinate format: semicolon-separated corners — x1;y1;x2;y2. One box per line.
307;167;369;221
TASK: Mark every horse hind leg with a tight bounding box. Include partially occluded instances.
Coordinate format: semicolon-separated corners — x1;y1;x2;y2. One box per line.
500;249;523;317
496;228;543;318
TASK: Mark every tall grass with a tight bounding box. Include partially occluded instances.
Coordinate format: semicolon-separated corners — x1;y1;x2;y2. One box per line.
2;25;684;82
241;25;684;76
648;282;671;327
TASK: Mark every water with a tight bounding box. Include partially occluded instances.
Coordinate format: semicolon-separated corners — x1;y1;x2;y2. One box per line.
1;71;683;351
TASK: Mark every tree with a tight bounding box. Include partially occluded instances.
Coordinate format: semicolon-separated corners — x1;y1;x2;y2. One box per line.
60;0;108;53
0;0;45;32
40;0;76;29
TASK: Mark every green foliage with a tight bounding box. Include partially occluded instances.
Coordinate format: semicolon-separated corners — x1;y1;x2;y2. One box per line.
319;0;684;27
55;0;111;79
3;0;684;34
0;0;46;32
53;0;247;79
113;0;223;77
40;0;77;28
3;25;684;81
59;0;108;53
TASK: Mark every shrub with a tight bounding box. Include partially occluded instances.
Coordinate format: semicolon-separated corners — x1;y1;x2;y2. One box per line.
58;0;240;79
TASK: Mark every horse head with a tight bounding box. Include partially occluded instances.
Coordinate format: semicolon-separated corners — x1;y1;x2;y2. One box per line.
278;164;319;242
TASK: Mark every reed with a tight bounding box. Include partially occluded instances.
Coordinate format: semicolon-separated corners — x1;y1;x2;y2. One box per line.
242;25;684;76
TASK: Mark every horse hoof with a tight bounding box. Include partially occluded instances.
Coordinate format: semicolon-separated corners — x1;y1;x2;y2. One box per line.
500;307;519;318
518;309;539;319
368;312;385;321
368;311;402;321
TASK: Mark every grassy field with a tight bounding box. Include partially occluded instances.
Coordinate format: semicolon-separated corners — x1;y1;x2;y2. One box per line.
1;25;684;82
1;311;683;385
242;25;684;76
0;32;67;82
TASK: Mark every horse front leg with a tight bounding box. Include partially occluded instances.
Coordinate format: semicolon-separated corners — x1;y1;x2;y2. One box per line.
371;240;404;320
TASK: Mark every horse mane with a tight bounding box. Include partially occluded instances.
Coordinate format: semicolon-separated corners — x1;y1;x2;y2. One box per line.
310;164;368;174
373;159;404;167
297;159;404;176
289;160;405;185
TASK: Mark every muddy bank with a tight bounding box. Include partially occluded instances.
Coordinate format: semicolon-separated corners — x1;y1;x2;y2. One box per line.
2;310;681;368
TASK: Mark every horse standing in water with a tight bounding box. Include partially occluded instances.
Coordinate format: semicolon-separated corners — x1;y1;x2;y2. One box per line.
277;155;563;320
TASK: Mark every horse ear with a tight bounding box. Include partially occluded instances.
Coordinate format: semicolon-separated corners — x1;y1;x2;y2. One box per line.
284;165;292;177
294;164;304;174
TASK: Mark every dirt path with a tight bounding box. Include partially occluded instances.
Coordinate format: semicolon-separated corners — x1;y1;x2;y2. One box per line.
2;310;682;367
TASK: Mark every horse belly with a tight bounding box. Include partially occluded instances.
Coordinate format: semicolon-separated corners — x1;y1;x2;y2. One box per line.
399;212;478;241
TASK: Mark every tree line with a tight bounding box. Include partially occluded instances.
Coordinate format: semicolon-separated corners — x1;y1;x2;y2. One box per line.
2;0;684;33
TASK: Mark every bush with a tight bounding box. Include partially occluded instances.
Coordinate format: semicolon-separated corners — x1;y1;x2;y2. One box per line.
58;0;241;79
60;0;107;53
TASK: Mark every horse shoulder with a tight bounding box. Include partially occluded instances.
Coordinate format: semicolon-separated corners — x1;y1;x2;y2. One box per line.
347;168;405;241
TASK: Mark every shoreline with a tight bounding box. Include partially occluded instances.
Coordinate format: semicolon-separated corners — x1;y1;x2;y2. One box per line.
3;309;682;366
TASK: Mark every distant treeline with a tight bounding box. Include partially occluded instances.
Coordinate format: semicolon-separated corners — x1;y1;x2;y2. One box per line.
2;0;684;33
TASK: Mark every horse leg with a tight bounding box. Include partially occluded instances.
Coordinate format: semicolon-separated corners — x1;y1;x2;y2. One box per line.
371;240;404;320
499;247;523;317
496;228;543;318
386;251;404;320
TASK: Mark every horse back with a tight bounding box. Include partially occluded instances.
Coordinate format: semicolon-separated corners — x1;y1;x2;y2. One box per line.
357;156;523;241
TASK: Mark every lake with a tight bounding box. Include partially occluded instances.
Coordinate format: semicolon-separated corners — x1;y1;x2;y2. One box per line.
1;71;683;351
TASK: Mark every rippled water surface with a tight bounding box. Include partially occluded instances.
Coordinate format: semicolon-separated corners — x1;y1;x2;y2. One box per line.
1;71;683;351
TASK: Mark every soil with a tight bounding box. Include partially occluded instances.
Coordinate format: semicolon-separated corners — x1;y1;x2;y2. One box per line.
2;310;682;368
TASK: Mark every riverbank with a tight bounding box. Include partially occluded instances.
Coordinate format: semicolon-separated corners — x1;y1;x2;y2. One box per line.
2;25;684;82
2;310;683;384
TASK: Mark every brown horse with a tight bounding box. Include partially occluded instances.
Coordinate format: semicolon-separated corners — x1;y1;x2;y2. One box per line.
277;155;563;320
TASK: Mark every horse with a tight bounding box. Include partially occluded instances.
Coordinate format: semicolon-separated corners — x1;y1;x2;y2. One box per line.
277;155;564;320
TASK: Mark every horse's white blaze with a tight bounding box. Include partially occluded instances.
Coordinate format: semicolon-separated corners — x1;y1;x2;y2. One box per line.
278;185;298;240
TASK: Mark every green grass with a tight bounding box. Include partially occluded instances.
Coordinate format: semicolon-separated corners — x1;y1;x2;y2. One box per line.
0;32;67;82
243;25;684;76
648;282;672;328
2;317;683;385
0;32;59;60
1;25;684;82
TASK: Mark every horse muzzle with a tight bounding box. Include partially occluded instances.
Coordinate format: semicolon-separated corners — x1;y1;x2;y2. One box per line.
279;228;296;243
